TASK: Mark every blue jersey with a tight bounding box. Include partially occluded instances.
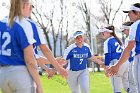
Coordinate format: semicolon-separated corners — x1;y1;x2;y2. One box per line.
27;18;46;55
129;19;140;56
104;36;123;66
63;43;92;71
124;37;134;62
0;17;35;65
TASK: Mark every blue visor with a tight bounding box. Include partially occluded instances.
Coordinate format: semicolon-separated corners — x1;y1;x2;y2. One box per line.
73;31;84;38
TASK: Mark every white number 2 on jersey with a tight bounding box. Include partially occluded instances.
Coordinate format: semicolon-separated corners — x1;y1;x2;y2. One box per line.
115;42;122;53
0;32;11;56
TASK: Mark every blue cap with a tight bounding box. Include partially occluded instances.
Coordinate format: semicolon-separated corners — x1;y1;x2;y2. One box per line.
73;31;84;38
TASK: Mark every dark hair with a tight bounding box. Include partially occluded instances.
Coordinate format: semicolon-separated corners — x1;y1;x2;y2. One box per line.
105;26;122;46
122;21;133;26
132;3;140;14
133;3;140;8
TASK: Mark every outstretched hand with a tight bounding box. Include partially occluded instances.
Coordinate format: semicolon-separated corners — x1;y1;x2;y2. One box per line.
108;65;120;76
56;57;67;66
56;66;68;79
104;66;110;77
46;68;56;79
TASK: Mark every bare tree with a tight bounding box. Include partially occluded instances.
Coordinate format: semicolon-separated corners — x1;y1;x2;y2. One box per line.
32;0;52;50
32;0;69;57
93;0;124;55
96;0;123;25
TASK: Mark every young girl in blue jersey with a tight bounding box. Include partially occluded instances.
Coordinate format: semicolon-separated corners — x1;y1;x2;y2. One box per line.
109;3;140;93
99;26;129;93
120;21;137;93
0;0;43;93
63;31;104;93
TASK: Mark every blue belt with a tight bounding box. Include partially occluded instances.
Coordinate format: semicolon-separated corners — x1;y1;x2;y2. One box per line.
71;69;79;71
0;65;10;67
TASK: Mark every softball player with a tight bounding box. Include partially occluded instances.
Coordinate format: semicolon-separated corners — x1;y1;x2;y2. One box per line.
27;18;56;78
99;26;129;93
63;31;103;93
121;21;137;93
0;0;43;93
109;3;140;93
25;5;67;79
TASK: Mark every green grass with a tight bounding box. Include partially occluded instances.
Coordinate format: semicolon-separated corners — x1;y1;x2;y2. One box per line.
0;71;126;93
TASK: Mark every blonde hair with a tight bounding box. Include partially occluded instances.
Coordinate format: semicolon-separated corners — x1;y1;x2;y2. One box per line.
9;0;29;27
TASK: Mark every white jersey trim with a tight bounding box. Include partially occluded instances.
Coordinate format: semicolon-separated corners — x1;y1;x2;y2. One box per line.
129;19;140;41
15;17;36;45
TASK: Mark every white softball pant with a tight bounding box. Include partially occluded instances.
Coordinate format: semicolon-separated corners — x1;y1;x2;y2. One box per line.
0;66;36;93
128;61;137;93
110;59;129;93
67;69;90;93
133;54;140;93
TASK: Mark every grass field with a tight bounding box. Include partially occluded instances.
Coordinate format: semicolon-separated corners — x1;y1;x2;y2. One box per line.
0;71;126;93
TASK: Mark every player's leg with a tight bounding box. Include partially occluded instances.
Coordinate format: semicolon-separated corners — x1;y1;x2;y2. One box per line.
133;54;140;93
67;70;80;93
128;62;137;93
110;75;122;93
119;61;129;92
78;69;90;93
110;59;122;93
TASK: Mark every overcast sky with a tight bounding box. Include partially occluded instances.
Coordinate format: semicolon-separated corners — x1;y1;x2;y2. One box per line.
0;0;140;28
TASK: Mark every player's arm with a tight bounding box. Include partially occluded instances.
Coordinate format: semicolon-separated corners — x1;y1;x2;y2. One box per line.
56;57;68;66
109;40;135;76
115;41;135;68
36;56;50;64
24;45;43;93
89;55;104;66
39;44;68;79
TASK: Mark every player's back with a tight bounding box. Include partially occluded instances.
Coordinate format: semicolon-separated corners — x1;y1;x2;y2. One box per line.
0;17;35;66
104;36;123;61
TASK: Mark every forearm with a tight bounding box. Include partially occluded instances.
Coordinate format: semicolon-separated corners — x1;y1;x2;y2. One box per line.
26;62;42;89
39;44;61;70
116;47;131;67
92;56;104;65
37;57;50;65
24;45;42;92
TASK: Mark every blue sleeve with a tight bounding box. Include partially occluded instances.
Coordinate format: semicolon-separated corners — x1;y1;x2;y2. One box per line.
104;53;111;66
88;48;92;58
15;21;36;49
66;51;73;60
29;21;41;46
135;24;140;42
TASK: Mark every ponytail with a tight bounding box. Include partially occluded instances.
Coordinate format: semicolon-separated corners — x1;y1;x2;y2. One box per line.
106;26;123;46
9;0;29;27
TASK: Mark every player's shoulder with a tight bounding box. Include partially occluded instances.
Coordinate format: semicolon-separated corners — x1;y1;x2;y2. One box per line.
14;17;33;31
26;18;36;25
104;36;114;45
66;43;77;51
130;19;140;30
83;43;90;49
0;16;10;30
